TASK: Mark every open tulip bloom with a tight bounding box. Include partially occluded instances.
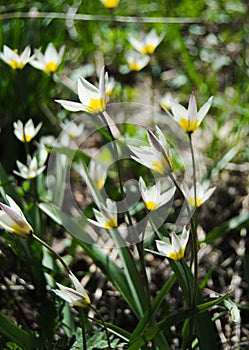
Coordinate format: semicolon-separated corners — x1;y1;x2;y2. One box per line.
56;66;106;115
14;119;42;143
155;227;190;261
139;177;176;211
129;29;165;55
30;42;65;73
0;45;32;70
53;272;90;307
88;198;118;229
99;0;119;8
183;182;216;207
14;152;47;180
130;126;173;175
170;93;213;134
126;51;150;71
0;195;33;238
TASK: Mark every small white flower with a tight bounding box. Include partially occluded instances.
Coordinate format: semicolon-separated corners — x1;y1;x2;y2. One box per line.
170;93;213;134
0;195;33;238
62;121;84;139
139;177;175;211
0;45;32;70
156;227;189;261
88;198;118;229
129;29;165;55
14;148;48;180
160;92;175;111
183;182;216;207
13;119;42;143
53;272;90;307
126;51;150;71
89;160;108;190
130;126;173;175
56;66;106;115
106;77;116;97
30;42;65;73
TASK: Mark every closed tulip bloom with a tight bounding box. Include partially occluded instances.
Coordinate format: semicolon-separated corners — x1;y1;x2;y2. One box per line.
56;66;106;115
139;177;175;211
170;93;213;134
0;195;33;238
156;227;189;261
0;45;32;70
13;119;42;143
130;126;173;175
30;42;65;73
53;272;90;307
129;29;165;55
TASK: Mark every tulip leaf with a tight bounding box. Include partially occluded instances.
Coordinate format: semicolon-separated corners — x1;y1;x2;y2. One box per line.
0;313;39;350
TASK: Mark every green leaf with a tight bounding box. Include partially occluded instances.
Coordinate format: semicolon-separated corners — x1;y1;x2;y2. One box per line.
0;313;38;350
39;202;140;318
130;274;176;342
203;214;249;244
224;299;241;323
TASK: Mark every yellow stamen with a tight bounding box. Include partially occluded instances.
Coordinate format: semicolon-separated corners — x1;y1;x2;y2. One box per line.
145;201;158;211
140;45;156;55
188;197;202;207
179;118;200;133
85;97;106;114
45;61;58;73
104;218;118;229
9;60;25;70
128;62;143;71
102;0;119;8
168;248;185;261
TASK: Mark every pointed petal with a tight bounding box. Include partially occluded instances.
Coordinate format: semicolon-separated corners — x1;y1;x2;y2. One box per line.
55;100;85;112
197;96;213;123
170;99;188;123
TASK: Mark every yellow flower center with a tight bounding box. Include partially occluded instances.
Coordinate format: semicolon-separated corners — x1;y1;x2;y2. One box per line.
161;102;170;110
152;155;172;174
102;0;119;8
20;134;33;143
45;61;58;73
188;197;202;207
168;248;185;261
9;60;25;70
128;62;143;71
85;97;106;114
145;201;158;211
104;218;118;229
97;179;105;190
140;45;156;55
72;294;91;307
179;118;200;133
11;223;32;238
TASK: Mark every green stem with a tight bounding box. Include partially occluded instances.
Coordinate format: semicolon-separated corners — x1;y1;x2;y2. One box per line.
79;308;87;350
90;305;111;349
99;111;124;199
32;233;71;274
188;134;198;309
